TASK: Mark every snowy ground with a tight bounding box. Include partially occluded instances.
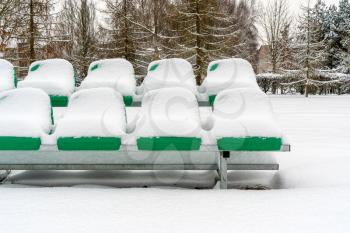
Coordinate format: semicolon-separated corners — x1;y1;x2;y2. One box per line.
0;95;350;233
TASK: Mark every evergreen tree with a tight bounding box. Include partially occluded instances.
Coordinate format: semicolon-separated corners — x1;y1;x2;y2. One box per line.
294;0;327;97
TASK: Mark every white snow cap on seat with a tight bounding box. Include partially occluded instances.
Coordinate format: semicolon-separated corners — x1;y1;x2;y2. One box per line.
135;87;202;138
210;88;283;138
0;59;15;92
18;59;75;96
142;58;197;94
0;88;51;137
203;58;259;96
80;59;136;96
55;88;126;138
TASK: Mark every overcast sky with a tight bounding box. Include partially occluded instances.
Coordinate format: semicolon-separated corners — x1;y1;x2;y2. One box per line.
276;0;339;14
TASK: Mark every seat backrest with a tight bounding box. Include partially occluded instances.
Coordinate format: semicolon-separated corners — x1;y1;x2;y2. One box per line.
0;88;51;137
142;58;197;94
213;88;273;119
23;59;75;93
81;59;136;95
55;88;126;137
204;58;259;96
135;87;201;137
0;59;16;91
211;87;283;138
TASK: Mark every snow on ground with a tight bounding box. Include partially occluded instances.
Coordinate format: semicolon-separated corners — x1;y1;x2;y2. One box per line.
1;95;350;233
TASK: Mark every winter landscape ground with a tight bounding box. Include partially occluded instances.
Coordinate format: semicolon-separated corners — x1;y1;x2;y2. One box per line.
0;95;349;233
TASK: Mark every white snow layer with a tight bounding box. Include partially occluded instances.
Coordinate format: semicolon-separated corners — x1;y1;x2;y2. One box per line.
18;59;75;96
210;88;283;138
1;95;350;233
0;59;15;92
141;58;198;94
79;59;136;96
202;58;260;96
0;88;51;137
54;88;126;138
134;87;202;138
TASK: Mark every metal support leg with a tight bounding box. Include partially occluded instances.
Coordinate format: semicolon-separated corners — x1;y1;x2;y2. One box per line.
219;151;230;189
0;170;11;184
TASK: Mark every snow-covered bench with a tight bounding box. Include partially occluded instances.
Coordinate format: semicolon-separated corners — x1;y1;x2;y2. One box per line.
79;59;136;106
209;88;284;151
0;59;16;92
133;87;202;150
55;88;126;150
0;61;290;189
201;58;260;105
18;59;75;107
0;88;52;150
139;58;198;95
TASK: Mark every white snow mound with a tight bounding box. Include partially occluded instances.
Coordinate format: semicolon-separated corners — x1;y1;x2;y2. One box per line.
18;59;75;96
0;88;52;137
141;58;197;94
80;59;136;96
54;88;126;138
0;59;15;92
203;58;260;96
135;87;202;138
210;88;283;138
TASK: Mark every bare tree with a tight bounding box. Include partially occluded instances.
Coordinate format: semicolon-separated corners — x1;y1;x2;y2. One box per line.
0;0;21;54
260;0;291;73
57;0;96;79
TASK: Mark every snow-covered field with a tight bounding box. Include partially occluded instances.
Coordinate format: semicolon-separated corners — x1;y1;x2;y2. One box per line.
0;95;350;233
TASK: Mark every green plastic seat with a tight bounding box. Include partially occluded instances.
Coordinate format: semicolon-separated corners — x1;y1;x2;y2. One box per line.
0;88;52;150
211;88;283;151
135;87;202;151
0;59;16;92
137;137;201;151
217;137;282;151
79;59;136;106
55;88;126;151
202;58;260;105
18;59;75;107
140;58;198;95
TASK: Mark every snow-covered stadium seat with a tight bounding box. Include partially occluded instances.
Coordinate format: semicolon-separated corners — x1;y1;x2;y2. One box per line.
210;88;283;151
18;59;75;107
140;58;197;95
79;59;136;106
135;87;202;150
55;88;126;150
0;88;52;150
202;58;260;105
0;59;16;92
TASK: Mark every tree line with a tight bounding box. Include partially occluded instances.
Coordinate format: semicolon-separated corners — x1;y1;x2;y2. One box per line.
259;0;350;96
1;0;350;96
0;0;259;85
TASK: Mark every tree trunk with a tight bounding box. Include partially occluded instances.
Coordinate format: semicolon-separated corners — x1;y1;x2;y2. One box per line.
29;0;35;62
195;0;202;85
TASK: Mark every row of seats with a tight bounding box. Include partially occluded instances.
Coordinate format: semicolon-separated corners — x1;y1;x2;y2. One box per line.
0;87;283;151
0;58;258;107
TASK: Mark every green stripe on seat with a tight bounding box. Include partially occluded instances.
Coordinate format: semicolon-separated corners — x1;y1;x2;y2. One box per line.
217;137;282;151
0;137;41;150
123;96;133;106
137;137;201;151
209;95;216;106
50;96;69;107
57;137;121;151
